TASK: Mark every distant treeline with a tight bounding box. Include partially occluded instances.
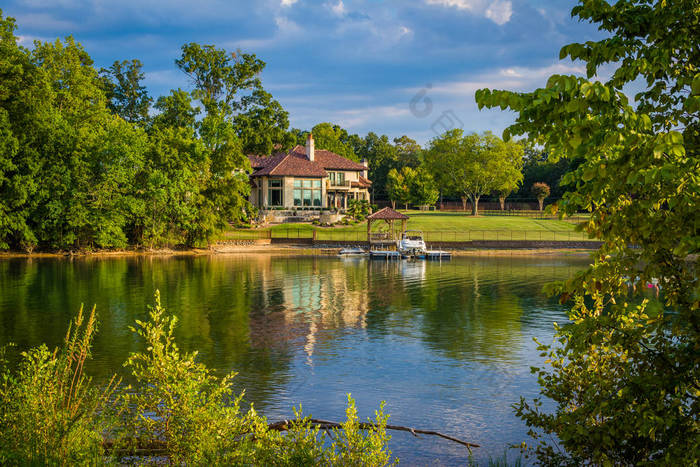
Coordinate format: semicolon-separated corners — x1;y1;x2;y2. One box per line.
0;10;575;251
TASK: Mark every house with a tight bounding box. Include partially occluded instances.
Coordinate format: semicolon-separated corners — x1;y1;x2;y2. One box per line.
248;134;371;210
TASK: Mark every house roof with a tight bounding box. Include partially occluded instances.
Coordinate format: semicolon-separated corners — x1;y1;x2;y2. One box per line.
252;152;327;177
290;145;367;171
351;176;372;188
367;207;409;220
248;145;367;178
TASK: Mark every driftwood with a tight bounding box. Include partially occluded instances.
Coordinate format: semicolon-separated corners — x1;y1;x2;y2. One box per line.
268;418;480;451
103;419;479;456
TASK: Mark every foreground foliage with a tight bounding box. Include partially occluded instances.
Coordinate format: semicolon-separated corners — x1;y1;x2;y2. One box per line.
477;0;699;464
0;294;395;465
0;306;119;464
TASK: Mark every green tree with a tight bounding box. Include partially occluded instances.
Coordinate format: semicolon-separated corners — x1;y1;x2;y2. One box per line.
393;135;422;168
233;89;295;155
515;145;582;200
358;132;399;200
152;89;200;130
173;43;257;243
308;122;359;161
409;167;439;208
425;130;520;215
530;182;550;212
29;36;145;250
476;0;699;464
100;59;152;124
0;11;42;251
175;43;264;115
492;139;524;210
386;167;413;209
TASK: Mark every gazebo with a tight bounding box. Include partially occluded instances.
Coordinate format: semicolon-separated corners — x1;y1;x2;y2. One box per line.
366;207;410;247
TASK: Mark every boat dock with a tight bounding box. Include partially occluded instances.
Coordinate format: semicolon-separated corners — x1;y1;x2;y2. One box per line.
368;250;451;260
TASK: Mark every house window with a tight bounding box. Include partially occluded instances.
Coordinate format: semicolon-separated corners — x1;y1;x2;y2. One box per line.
329;172;345;186
293;179;322;207
268;178;283;206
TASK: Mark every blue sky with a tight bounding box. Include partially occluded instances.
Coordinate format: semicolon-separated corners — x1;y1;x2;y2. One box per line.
4;0;604;144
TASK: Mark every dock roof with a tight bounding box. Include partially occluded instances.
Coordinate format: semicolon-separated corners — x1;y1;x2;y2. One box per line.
367;207;410;220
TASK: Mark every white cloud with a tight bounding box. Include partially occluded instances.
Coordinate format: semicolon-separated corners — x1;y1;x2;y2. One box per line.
425;0;513;25
425;0;481;11
280;0;298;6
420;62;587;97
485;1;512;26
230;15;301;50
329;0;346;16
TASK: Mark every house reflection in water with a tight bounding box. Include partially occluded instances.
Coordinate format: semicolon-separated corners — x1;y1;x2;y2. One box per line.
247;256;370;362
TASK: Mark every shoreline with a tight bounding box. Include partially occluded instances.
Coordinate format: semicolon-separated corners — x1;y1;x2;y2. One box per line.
0;243;596;259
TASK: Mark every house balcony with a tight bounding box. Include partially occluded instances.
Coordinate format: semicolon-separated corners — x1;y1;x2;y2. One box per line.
327;180;351;190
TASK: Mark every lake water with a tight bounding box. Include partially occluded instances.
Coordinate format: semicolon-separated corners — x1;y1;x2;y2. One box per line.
0;254;588;465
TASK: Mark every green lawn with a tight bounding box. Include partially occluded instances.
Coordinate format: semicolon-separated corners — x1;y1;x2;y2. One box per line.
221;211;590;242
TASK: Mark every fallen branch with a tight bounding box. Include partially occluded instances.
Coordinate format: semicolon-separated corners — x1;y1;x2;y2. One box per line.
268;418;480;450
103;419;480;457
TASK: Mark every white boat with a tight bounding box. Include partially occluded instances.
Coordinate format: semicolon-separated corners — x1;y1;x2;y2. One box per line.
338;247;367;256
398;230;427;256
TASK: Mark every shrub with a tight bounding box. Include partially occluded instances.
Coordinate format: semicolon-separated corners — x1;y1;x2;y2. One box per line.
117;291;396;465
0;293;397;465
0;306;119;465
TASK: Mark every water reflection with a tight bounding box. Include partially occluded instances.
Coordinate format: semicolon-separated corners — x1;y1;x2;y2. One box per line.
0;254;588;465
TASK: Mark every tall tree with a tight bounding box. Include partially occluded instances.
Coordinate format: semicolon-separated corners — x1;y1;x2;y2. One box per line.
409;167;439;208
386;167;412;209
308;122;359;161
175;43;264;116
358;132;399;201
477;0;699;464
173;43;257;243
0;11;42;251
393;135;422;168
29;36;146;249
492;139;524;210
100;59;152;124
233;89;294;155
425;130;520;215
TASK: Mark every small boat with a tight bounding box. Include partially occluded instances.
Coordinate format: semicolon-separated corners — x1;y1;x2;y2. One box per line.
338;247;367;256
398;230;427;257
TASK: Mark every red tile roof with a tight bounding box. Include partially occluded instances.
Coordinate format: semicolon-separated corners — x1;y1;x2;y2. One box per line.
351;176;372;188
254;153;327;177
290;145;368;170
367;207;410;220
248;146;368;178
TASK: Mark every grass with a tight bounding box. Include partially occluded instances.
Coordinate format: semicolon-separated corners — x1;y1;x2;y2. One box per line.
219;211;591;242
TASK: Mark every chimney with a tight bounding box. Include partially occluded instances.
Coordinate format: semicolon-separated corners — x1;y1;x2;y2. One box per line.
306;133;315;162
361;158;368;179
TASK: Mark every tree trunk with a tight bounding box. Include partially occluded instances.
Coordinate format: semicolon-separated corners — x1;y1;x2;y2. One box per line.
461;196;467;211
391;200;396;209
470;194;480;216
499;196;505;211
538;198;544;211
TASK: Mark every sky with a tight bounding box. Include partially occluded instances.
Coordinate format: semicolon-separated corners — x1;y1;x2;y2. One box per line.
3;0;605;145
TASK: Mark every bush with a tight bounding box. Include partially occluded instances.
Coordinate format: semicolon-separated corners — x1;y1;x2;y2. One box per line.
0;293;397;465
0;306;119;465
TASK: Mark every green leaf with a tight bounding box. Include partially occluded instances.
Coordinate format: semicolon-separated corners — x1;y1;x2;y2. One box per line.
692;73;700;96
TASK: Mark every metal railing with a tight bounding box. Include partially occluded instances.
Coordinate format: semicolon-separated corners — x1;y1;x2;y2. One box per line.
220;228;595;243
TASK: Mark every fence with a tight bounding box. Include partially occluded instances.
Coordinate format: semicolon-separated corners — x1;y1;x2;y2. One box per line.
220;228;593;243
